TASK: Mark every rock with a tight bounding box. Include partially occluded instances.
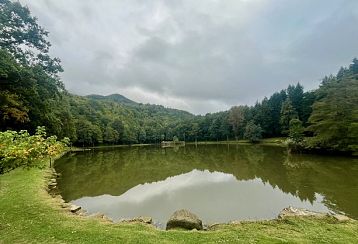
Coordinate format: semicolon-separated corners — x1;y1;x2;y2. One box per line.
54;195;65;203
120;216;153;224
70;205;81;213
50;178;57;183
88;213;113;222
132;216;153;224
61;203;71;208
333;214;351;222
48;182;57;187
89;213;105;219
166;209;203;230
229;220;241;225
278;206;327;219
208;223;221;230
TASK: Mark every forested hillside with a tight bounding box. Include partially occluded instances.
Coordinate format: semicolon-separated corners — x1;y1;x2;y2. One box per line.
0;0;357;153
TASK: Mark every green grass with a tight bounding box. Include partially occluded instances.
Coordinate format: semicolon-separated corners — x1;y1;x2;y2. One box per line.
186;137;287;146
0;167;357;243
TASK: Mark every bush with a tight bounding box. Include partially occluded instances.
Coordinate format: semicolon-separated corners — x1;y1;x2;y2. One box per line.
0;126;69;174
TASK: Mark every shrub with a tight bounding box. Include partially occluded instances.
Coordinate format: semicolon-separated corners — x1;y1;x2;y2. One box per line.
0;127;68;174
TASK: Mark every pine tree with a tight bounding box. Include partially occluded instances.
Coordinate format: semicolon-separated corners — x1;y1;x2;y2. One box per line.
280;99;298;135
307;74;358;152
289;119;304;143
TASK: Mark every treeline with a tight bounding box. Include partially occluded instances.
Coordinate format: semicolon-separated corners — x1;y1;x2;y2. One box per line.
0;1;357;153
165;62;357;154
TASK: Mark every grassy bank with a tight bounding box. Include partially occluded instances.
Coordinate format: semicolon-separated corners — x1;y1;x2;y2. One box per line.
0;167;357;243
186;137;287;146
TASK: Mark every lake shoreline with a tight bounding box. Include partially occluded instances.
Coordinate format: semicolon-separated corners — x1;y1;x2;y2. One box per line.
77;137;357;157
50;149;356;229
75;137;287;150
1;149;357;242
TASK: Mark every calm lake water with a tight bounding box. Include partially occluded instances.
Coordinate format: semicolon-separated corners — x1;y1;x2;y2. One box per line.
55;144;358;228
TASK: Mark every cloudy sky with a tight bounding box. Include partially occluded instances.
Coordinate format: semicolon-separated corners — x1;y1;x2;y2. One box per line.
20;0;358;114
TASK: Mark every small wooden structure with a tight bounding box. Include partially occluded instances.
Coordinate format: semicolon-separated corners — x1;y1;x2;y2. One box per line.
161;141;185;148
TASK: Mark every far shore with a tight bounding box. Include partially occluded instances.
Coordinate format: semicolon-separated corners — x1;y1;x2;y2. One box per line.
75;137;287;150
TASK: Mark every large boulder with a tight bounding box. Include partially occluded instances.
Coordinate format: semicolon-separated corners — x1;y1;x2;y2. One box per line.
166;209;203;230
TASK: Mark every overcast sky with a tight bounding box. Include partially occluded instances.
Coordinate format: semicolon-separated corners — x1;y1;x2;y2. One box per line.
20;0;358;114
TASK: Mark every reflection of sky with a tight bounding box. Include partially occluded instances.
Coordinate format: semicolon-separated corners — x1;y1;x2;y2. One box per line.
73;169;329;228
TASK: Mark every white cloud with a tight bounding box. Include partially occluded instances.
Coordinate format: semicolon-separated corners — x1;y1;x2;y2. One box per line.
20;0;358;114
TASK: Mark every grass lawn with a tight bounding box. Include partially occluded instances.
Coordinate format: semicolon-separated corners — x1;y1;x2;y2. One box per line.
0;167;357;243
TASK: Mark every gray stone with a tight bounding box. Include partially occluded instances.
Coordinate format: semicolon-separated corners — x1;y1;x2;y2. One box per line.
89;213;112;222
333;214;351;222
132;216;153;224
166;209;203;230
120;216;153;224
70;205;81;213
229;220;241;225
278;206;326;219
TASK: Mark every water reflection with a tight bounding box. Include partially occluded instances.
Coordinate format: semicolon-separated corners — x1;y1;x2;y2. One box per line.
55;144;358;225
73;169;329;228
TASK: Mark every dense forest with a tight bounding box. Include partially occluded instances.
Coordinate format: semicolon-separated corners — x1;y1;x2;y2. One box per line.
1;1;357;153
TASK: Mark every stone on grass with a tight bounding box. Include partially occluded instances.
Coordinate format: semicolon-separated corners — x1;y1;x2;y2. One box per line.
166;209;203;230
278;206;326;219
70;205;81;213
333;214;351;222
120;216;153;224
229;220;241;225
132;216;153;224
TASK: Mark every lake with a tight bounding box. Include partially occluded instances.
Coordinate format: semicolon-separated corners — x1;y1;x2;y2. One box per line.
55;144;358;228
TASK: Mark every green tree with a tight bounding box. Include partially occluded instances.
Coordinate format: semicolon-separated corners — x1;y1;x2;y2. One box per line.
287;83;304;120
301;91;316;126
267;90;287;137
103;126;119;144
289;119;304;143
253;98;274;137
349;58;358;74
0;0;62;75
280;99;298;135
307;73;358;152
110;119;124;141
228;106;249;139
244;121;262;143
75;120;103;146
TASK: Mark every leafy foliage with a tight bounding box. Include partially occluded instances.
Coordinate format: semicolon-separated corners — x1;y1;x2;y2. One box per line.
307;73;358;152
244;121;263;143
0;126;69;173
0;0;62;75
289;119;304;143
280;99;298;135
